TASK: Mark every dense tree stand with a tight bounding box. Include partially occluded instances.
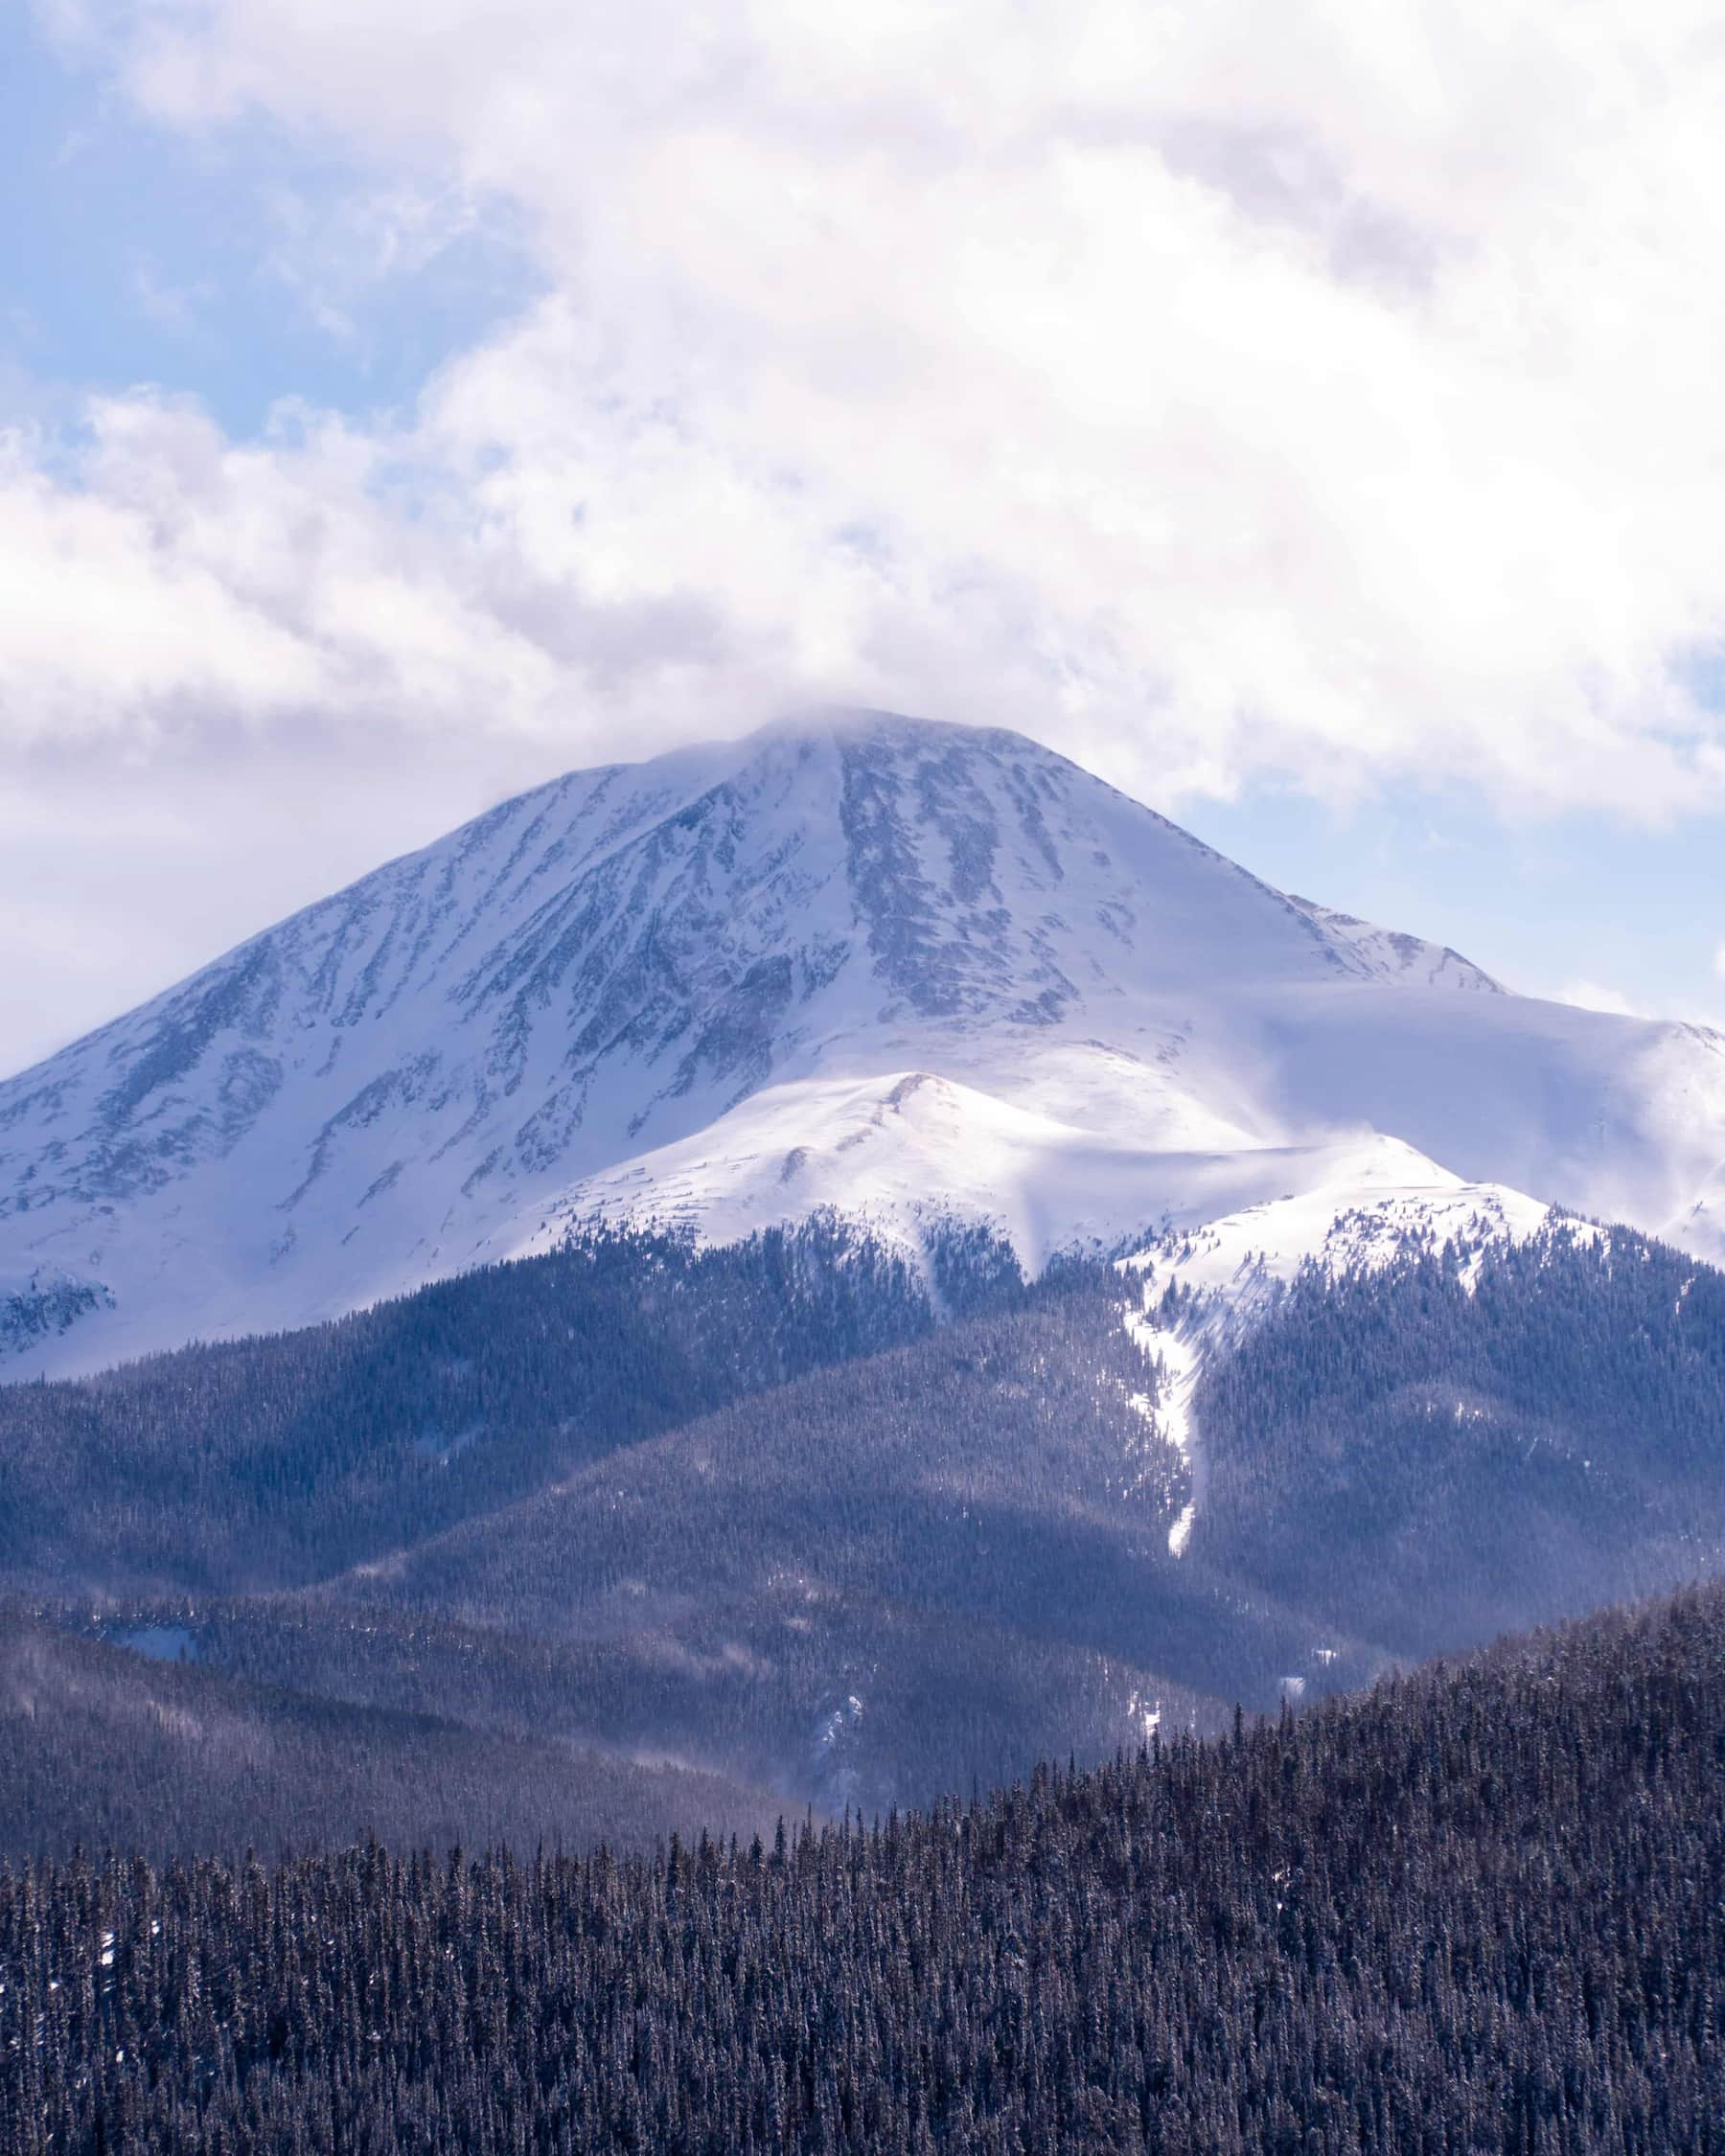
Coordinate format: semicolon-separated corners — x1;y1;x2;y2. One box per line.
5;1583;1722;2153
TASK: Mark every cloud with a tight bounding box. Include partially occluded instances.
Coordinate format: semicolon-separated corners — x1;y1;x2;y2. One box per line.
1551;972;1725;1037
1552;980;1646;1021
1715;943;1725;981
128;257;211;336
12;0;1725;1074
7;1;1725;820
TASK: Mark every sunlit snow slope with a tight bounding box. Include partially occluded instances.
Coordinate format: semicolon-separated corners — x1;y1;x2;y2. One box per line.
3;710;1723;1374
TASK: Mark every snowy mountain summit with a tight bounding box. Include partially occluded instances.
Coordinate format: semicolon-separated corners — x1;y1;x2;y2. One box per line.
4;710;1724;1375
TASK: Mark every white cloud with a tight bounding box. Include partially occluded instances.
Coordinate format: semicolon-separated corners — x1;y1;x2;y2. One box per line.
1552;980;1646;1021
1551;973;1725;1036
11;1;1725;1061
8;1;1725;818
1715;942;1725;981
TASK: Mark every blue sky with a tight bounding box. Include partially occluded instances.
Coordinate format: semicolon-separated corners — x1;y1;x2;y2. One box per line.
2;0;1724;1068
1184;787;1722;1022
0;7;537;436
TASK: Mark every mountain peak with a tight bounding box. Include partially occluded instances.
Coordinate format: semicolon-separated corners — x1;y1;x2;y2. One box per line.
3;713;1723;1374
742;704;1046;757
746;703;1001;746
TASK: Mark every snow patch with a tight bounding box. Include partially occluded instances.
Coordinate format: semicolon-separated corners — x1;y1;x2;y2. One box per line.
116;1625;198;1664
1125;1687;1162;1741
1121;1309;1204;1558
1118;1137;1563;1559
816;1694;865;1754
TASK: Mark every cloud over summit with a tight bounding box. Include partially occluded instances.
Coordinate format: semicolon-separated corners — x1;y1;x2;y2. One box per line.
12;0;1725;812
8;0;1725;1064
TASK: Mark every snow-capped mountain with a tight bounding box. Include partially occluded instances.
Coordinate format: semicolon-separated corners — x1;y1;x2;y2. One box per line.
4;709;1724;1376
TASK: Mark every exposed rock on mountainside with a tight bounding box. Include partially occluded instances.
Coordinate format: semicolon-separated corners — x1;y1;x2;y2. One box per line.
3;710;1723;1374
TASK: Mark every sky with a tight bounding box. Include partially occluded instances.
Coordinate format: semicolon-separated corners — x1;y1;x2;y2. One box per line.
4;0;1725;1073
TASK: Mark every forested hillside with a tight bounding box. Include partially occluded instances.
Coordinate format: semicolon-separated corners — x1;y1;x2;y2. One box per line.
0;1219;940;1594
5;1583;1721;2154
1195;1224;1725;1653
0;1614;776;1862
7;1213;1725;1845
34;1590;1219;1846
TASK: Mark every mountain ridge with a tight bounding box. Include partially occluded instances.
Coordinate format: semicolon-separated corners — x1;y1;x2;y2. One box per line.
4;709;1723;1375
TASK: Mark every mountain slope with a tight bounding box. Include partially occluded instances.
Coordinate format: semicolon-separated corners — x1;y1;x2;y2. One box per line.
0;1222;935;1597
9;1209;1725;1818
0;1612;777;1862
12;1585;1725;2156
4;709;1723;1375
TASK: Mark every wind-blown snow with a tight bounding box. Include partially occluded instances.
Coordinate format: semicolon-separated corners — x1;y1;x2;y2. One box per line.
2;709;1722;1376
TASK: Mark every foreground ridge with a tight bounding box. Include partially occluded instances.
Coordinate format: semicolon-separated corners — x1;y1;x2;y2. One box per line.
6;1583;1721;2154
